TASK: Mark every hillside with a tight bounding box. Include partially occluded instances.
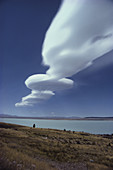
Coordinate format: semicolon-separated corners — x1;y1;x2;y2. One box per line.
0;122;113;170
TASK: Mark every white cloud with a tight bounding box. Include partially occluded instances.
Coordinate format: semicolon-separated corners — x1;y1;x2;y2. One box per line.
22;90;55;103
15;90;55;107
15;101;33;107
42;0;113;78
25;74;73;91
15;75;73;107
15;0;113;107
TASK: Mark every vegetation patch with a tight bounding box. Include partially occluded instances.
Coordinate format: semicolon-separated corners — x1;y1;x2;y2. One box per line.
0;122;113;170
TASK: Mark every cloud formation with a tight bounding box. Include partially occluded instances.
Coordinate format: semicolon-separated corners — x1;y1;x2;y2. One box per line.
25;74;73;91
15;0;113;107
15;90;55;107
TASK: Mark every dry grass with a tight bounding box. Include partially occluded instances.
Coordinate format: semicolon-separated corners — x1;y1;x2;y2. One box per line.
0;122;113;170
0;145;54;170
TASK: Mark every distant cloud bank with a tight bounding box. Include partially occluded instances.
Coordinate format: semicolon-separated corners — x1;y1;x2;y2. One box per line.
15;0;113;107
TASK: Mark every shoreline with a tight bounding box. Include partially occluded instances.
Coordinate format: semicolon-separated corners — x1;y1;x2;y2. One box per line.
0;121;113;135
1;117;113;121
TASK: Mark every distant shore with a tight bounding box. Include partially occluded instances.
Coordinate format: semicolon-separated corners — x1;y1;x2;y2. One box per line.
1;116;113;121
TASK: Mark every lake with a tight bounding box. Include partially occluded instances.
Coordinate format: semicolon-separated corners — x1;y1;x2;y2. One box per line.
0;118;113;134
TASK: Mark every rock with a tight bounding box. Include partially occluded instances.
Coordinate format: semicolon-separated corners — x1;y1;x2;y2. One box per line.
90;159;94;162
76;141;81;144
17;164;23;169
31;164;36;170
13;161;16;164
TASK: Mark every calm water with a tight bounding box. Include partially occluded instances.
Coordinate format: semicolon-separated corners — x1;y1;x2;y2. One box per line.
0;118;113;134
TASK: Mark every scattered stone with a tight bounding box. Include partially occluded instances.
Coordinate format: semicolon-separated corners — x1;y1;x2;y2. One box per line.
90;159;94;162
76;141;81;144
31;164;36;170
108;143;111;146
42;137;48;140
17;164;23;169
13;161;16;164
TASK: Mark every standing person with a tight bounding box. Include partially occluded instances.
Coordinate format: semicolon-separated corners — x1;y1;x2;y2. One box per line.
33;124;35;128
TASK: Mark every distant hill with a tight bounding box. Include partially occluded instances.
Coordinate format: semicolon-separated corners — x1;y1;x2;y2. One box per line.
0;114;80;119
0;114;18;118
0;114;113;120
85;117;113;119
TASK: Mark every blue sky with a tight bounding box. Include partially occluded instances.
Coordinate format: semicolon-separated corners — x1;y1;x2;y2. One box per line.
1;0;113;117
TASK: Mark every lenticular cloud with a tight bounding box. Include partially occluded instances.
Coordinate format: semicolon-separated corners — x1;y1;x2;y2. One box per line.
15;0;113;107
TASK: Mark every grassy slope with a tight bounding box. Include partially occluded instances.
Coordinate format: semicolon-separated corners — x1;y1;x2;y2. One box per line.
0;122;113;170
